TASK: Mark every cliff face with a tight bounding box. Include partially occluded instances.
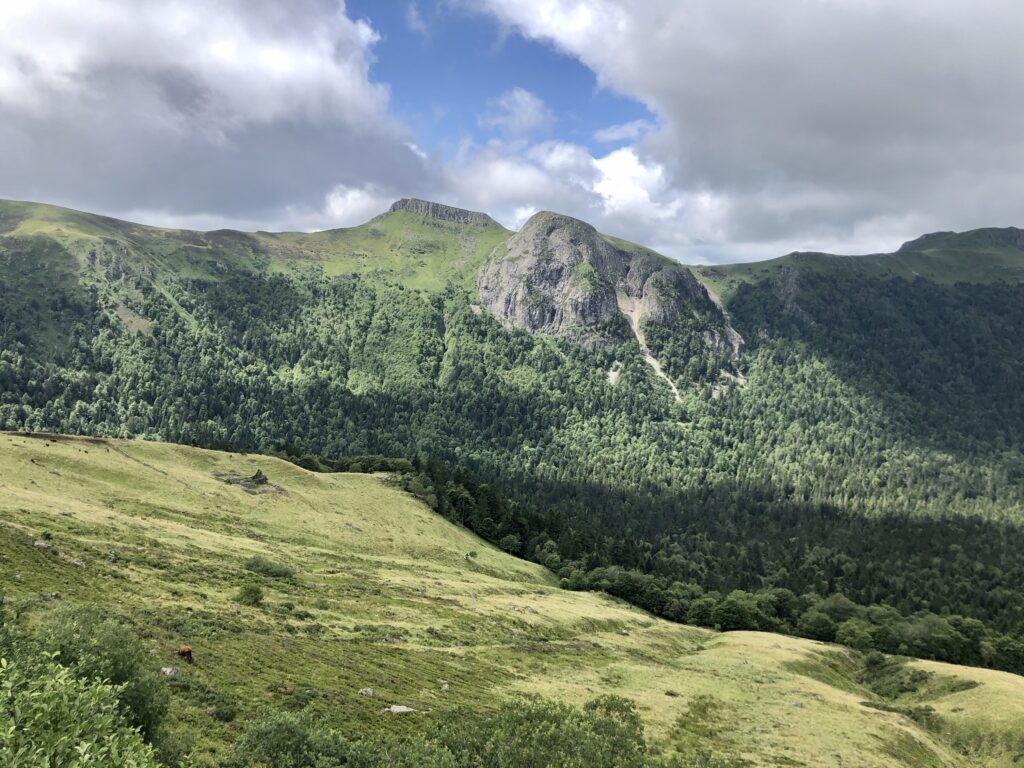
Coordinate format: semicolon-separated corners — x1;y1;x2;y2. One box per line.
477;212;620;336
389;198;499;227
477;211;740;354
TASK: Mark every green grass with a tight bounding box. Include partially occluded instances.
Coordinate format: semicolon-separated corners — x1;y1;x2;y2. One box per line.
259;210;511;292
2;433;1022;766
694;238;1024;303
0;199;512;295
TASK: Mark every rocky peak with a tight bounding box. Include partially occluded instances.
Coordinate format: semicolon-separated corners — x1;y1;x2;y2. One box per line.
388;198;498;227
477;210;737;352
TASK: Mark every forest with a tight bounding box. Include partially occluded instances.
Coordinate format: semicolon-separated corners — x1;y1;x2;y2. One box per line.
2;229;1023;675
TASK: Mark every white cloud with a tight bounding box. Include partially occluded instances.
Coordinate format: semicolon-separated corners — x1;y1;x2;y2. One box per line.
475;0;1024;259
405;3;429;37
479;87;555;135
593;119;652;143
7;0;1021;264
0;0;427;222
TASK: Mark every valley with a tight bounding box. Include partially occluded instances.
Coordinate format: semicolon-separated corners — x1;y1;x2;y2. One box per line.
2;196;1024;765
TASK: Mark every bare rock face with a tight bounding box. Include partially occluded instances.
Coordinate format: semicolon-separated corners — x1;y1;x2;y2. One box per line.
477;212;619;337
389;198;498;227
477;211;732;349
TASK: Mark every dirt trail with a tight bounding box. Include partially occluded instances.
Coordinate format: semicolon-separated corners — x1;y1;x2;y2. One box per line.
615;291;681;402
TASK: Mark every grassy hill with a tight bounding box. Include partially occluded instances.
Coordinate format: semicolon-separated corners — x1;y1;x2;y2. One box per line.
0;198;512;293
1;432;1023;767
693;228;1024;303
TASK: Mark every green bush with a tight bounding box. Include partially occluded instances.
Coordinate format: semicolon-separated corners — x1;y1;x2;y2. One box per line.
0;656;157;768
39;608;170;745
797;609;838;642
223;710;351;767
836;618;875;651
235;583;265;607
225;696;720;767
435;694;647;768
244;555;296;579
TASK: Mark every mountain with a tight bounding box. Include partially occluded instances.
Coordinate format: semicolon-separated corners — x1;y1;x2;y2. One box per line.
694;226;1024;302
2;196;1024;683
3;432;1023;766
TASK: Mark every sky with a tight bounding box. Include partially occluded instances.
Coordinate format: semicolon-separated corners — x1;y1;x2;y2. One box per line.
1;1;1023;263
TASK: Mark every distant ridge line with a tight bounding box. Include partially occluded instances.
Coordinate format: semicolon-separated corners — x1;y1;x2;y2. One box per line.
388;197;498;226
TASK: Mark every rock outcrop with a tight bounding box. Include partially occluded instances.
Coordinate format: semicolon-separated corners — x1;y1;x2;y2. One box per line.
389;198;498;227
477;211;737;351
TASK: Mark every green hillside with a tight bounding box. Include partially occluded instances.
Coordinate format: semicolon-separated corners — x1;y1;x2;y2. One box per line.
0;198;511;293
3;432;1023;766
694;227;1024;302
2;196;1024;739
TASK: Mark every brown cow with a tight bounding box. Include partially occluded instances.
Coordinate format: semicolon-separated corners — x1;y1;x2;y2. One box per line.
177;645;193;664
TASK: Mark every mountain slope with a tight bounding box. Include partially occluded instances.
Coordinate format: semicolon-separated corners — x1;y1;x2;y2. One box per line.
0;197;512;293
694;227;1024;303
2;196;1024;686
2;432;1022;766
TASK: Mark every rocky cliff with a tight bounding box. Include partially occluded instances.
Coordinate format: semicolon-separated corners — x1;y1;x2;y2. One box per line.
389;198;499;227
477;211;741;355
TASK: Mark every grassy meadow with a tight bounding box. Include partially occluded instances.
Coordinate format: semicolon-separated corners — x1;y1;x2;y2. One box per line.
1;432;1022;766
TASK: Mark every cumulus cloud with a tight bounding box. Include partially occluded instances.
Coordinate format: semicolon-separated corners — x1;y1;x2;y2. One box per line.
476;0;1024;259
6;1;1022;263
479;87;555;135
0;0;428;225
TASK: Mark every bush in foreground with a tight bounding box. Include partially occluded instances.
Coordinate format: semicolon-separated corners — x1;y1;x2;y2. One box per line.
0;655;157;768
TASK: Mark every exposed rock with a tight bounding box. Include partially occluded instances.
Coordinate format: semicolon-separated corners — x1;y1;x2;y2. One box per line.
477;211;740;357
215;469;285;495
33;539;54;551
161;667;180;678
477;212;623;338
389;198;498;227
386;705;417;714
358;687;375;697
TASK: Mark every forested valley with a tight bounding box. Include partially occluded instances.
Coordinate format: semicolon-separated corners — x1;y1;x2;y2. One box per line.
2;212;1024;676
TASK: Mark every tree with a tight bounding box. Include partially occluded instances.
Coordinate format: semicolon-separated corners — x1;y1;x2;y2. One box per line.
710;591;762;631
797;610;837;642
835;619;875;651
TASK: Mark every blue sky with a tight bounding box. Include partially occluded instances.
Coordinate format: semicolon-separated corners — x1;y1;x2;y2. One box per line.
346;1;653;156
2;1;1022;262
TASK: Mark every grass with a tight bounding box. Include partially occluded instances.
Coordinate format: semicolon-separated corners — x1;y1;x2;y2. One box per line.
0;199;512;296
693;241;1024;303
259;210;512;292
2;433;1023;766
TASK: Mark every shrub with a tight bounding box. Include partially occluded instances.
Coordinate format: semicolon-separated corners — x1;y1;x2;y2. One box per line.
244;555;296;579
40;607;170;745
223;710;351;768
235;583;265;607
836;618;875;651
797;609;838;642
0;656;157;768
498;534;521;554
686;596;718;627
435;694;647;768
